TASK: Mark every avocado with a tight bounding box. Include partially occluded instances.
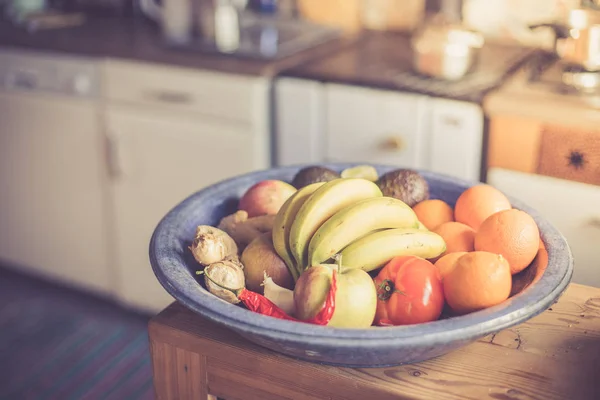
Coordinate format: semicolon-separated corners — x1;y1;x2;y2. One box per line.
292;166;340;189
376;169;429;207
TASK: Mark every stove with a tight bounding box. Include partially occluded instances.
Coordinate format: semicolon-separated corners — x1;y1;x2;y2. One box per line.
526;52;600;96
484;48;600;132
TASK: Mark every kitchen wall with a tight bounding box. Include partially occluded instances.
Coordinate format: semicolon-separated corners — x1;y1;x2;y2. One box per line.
299;0;582;48
462;0;581;48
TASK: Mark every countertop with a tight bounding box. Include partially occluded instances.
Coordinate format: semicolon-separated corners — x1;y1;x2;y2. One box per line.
0;16;356;77
280;31;537;103
0;16;537;103
150;283;600;399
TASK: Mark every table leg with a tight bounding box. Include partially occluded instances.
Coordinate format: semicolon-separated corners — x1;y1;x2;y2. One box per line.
150;338;216;399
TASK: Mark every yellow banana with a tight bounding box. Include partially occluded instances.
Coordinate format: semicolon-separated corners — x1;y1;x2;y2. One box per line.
272;182;325;280
289;178;383;272
308;197;419;266
339;228;446;272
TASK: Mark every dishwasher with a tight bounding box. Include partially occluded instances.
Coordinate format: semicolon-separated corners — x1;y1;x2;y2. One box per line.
0;49;114;297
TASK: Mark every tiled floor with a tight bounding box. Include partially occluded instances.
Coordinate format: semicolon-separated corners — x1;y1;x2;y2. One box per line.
0;267;155;400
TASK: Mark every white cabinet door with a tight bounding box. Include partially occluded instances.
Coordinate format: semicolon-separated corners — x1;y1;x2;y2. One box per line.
325;84;428;168
105;105;266;313
275;78;326;166
0;92;113;296
428;99;484;182
488;167;600;288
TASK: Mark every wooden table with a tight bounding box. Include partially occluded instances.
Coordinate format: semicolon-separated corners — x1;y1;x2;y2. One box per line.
148;283;600;400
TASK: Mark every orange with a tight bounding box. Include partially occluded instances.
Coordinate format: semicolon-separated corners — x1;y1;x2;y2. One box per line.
454;184;512;230
412;199;454;230
474;209;540;275
432;222;475;261
443;251;512;315
434;251;467;279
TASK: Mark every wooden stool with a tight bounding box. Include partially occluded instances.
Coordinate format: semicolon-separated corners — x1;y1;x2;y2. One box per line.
149;283;600;400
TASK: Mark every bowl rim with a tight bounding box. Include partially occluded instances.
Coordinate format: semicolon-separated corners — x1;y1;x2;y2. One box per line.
149;163;573;347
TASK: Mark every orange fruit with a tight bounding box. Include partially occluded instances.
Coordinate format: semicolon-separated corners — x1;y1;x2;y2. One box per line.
443;251;512;315
434;251;467;279
454;184;511;230
432;222;475;260
474;209;540;275
412;199;454;230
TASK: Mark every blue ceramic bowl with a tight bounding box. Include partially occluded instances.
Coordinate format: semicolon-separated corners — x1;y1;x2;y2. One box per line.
149;163;573;368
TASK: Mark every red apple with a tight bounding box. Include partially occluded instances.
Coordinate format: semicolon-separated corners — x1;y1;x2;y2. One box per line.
238;180;296;218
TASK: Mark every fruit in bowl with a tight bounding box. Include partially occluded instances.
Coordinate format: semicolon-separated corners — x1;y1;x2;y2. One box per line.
149;163;573;367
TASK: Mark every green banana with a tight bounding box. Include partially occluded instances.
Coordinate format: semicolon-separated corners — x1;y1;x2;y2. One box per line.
308;197;419;266
272;182;325;280
289;178;383;272
339;228;446;272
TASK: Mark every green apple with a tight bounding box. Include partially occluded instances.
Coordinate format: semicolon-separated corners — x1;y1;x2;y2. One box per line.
293;263;377;329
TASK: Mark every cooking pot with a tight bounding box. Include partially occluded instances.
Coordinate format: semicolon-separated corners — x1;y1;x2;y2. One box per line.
530;8;600;71
411;15;485;80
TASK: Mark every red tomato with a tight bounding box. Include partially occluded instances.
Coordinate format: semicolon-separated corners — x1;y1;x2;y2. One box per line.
373;256;445;326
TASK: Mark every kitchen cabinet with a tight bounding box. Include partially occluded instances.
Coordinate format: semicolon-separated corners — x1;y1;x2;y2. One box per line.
103;60;271;313
275;78;484;182
488;167;600;288
484;112;600;288
0;90;113;296
324;83;428;167
427;98;484;182
274;77;326;166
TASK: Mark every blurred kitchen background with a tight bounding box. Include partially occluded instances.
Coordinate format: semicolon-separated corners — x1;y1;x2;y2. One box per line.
1;0;600;398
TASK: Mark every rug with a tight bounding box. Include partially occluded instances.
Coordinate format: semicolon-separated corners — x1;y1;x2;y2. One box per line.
0;267;154;400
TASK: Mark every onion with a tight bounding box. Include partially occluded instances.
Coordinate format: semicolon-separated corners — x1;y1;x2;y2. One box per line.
262;272;295;316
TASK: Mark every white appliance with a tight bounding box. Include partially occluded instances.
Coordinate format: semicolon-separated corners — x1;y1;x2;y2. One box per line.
0;49;114;296
274;78;484;183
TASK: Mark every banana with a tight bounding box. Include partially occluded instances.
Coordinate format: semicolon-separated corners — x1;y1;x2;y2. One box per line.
307;197;419;266
339;228;446;272
289;178;383;272
417;221;428;231
272;182;325;280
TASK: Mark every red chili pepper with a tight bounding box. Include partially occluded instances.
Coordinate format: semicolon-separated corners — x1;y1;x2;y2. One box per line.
238;271;338;325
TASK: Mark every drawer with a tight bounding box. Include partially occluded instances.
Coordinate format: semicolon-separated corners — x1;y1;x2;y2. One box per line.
102;60;268;124
324;84;428;168
487;116;600;187
537;124;600;187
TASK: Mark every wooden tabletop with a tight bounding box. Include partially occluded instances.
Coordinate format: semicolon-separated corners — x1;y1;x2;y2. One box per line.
149;283;600;400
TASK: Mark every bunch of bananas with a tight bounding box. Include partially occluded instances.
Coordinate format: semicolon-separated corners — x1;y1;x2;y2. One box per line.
272;178;446;280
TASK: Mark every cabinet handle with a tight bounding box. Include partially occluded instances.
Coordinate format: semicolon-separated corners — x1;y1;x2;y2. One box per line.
441;115;462;128
380;136;405;152
105;132;128;180
145;89;193;105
